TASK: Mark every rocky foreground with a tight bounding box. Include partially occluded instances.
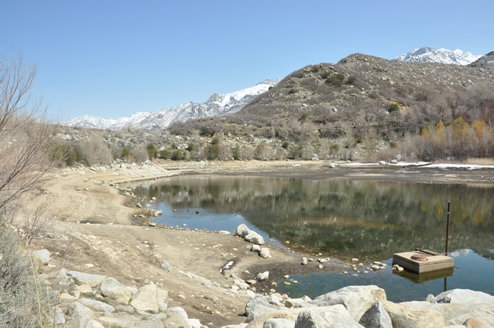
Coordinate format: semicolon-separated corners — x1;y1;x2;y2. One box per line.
31;247;494;328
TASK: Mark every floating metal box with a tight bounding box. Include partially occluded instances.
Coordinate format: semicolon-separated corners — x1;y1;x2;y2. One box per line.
393;249;454;274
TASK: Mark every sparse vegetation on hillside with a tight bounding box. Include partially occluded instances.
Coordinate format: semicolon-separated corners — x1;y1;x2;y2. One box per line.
167;53;494;161
48;53;494;164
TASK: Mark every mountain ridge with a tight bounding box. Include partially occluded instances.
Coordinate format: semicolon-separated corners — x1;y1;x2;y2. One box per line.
65;79;279;130
64;48;481;131
396;47;480;65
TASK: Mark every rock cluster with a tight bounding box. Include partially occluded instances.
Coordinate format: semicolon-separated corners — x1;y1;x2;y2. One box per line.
221;285;494;328
235;224;265;245
32;249;202;328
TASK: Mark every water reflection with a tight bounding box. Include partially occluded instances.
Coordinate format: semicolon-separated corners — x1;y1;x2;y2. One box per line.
278;250;494;302
133;176;494;262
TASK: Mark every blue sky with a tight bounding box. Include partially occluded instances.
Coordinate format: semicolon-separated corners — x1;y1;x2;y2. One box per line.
1;1;492;121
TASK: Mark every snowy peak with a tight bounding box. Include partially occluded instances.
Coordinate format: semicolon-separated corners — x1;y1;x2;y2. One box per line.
64;79;278;130
396;47;481;65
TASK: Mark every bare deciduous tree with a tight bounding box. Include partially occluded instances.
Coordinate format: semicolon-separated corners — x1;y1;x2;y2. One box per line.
0;56;52;218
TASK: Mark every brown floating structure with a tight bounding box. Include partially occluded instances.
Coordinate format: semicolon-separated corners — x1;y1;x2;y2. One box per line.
392;249;454;274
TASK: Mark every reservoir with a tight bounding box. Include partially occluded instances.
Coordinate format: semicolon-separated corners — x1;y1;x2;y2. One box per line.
132;175;494;301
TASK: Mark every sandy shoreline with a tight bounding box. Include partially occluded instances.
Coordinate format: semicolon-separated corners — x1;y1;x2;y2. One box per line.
19;160;494;326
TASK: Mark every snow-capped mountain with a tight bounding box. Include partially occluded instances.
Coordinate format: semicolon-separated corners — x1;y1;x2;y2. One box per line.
65;79;279;130
396;47;480;65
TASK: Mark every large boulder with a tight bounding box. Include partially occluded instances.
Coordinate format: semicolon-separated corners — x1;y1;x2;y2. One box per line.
130;284;160;314
311;285;386;322
100;277;133;304
67;301;95;328
246;295;281;323
384;301;445;328
235;224;265;245
162;307;190;328
235;224;250;237
132;319;165;328
157;288;169;312
294;305;364;328
358;301;392;328
244;231;265;245
67;270;106;287
263;318;296;328
433;289;494;304
401;299;494;327
85;320;105;328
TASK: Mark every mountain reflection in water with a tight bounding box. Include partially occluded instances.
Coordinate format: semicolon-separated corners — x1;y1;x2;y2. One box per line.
132;176;494;262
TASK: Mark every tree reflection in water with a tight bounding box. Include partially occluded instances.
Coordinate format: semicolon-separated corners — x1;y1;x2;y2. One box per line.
133;176;494;261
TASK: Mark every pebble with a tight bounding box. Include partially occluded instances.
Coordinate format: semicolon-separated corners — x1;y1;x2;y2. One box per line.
256;271;269;281
371;264;381;271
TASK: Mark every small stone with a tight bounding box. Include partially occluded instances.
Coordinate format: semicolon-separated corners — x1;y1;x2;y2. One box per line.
204;294;219;303
301;257;308;265
32;249;51;266
161;262;172;272
75;284;93;296
259;248;271;259
59;292;78;301
256;271;269;281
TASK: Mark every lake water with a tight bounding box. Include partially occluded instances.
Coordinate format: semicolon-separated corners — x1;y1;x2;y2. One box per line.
132;175;494;301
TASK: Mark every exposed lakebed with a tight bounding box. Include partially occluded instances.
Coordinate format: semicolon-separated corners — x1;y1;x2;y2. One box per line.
132;175;494;301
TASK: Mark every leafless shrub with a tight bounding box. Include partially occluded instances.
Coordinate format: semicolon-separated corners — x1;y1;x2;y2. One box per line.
0;56;52;217
0;228;56;328
79;134;113;165
21;198;50;246
132;144;149;162
233;144;254;160
254;143;271;160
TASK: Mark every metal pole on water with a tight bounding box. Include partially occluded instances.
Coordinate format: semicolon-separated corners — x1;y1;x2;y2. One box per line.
445;201;451;256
